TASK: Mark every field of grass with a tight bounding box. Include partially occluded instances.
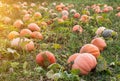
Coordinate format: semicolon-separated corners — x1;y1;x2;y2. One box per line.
0;0;120;81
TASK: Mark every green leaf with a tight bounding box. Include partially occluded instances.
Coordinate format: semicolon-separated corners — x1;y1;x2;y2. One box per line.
47;63;62;71
71;69;80;75
13;52;20;59
34;67;44;73
96;56;107;72
23;61;28;70
11;62;19;68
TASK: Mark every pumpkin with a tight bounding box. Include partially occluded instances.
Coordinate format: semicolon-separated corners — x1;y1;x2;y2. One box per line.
74;13;80;18
67;53;80;63
36;51;56;67
116;12;120;17
61;10;69;16
20;29;32;37
102;6;113;13
117;7;120;10
11;37;34;51
72;25;83;33
80;15;89;22
25;40;34;51
62;15;68;20
95;27;106;35
91;38;106;51
72;53;97;75
63;7;69;11
3;17;11;24
34;12;42;18
13;20;23;28
31;31;43;40
40;21;48;27
23;14;30;21
50;13;58;19
70;9;76;14
7;31;19;40
80;44;100;58
28;23;40;31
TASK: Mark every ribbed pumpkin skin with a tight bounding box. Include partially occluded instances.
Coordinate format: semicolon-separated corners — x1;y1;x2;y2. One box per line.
91;38;106;51
67;53;80;63
80;44;100;58
72;53;97;75
36;51;56;67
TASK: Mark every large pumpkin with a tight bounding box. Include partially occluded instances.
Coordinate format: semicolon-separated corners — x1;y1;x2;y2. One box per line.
91;37;106;51
80;44;100;58
67;53;80;63
36;51;56;67
72;53;97;75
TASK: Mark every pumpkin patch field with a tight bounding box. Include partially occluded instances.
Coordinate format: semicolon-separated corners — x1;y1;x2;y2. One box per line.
0;0;120;81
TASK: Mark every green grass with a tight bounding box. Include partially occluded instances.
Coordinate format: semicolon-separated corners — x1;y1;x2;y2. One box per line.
0;0;120;81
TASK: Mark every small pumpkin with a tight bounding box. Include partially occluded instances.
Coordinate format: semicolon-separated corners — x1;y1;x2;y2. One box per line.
67;53;80;63
74;13;80;18
23;14;30;21
72;53;97;75
62;15;68;20
70;9;76;14
10;37;34;51
72;25;83;33
28;23;40;31
36;51;56;67
3;17;11;24
91;37;107;51
13;20;23;28
7;31;19;40
80;15;89;22
95;27;106;35
34;12;42;18
62;10;69;16
20;29;32;37
116;12;120;17
80;44;100;58
31;31;43;40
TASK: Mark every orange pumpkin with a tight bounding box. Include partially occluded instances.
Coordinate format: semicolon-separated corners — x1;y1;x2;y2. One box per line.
80;44;100;58
36;51;56;67
62;15;68;20
7;31;19;40
10;37;34;51
72;25;83;33
116;12;120;17
34;12;42;18
74;13;80;18
91;38;106;51
3;17;11;24
72;53;97;75
80;15;89;22
13;20;23;28
67;53;80;63
31;31;43;40
20;29;32;37
25;40;34;51
28;23;40;31
23;14;30;21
